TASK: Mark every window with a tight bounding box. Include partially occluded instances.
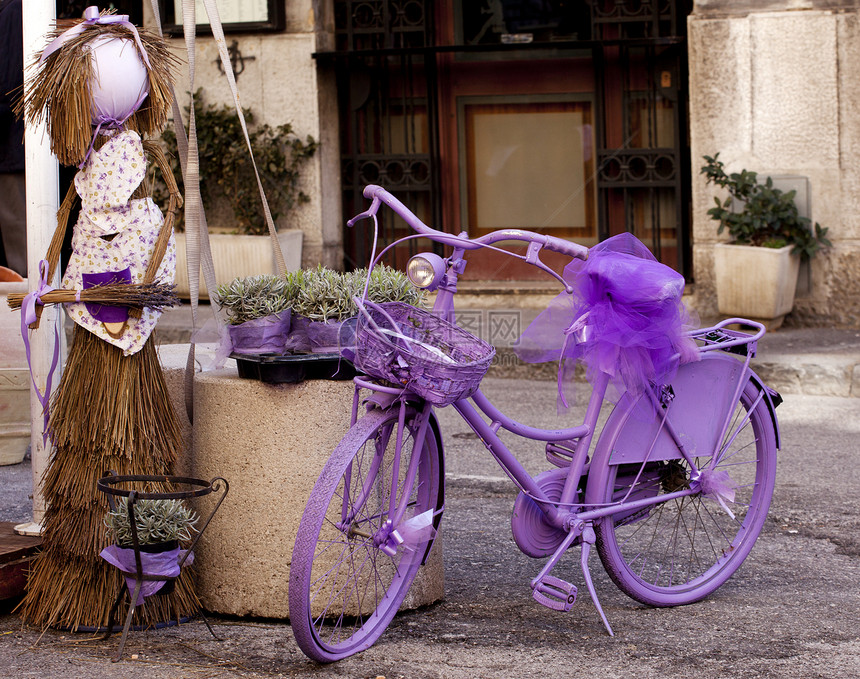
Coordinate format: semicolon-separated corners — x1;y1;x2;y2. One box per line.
460;98;597;240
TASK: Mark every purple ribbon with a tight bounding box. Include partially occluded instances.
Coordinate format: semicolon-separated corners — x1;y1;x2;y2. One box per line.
78;113;141;169
380;510;437;557
100;545;194;605
39;6;152;70
697;469;738;520
20;260;61;444
556;313;592;410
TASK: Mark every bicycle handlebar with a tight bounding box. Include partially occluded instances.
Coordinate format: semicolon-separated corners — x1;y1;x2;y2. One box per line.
349;184;589;261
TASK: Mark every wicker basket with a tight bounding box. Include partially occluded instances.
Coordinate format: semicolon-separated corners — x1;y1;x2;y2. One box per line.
354;301;495;406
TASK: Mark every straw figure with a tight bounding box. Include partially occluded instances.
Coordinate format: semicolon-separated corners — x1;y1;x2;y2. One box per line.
15;7;197;630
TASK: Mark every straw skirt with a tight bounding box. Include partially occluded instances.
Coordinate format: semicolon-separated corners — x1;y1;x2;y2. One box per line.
18;325;198;630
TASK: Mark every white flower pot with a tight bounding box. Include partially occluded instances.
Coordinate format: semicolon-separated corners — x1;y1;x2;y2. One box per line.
0;281;30;466
173;231;303;298
713;243;800;320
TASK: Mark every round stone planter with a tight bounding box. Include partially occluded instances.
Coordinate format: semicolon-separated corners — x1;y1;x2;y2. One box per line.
186;368;444;619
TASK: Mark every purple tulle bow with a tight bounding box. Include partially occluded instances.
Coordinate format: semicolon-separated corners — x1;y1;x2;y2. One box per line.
697;469;738;519
514;233;699;409
380;510;437;557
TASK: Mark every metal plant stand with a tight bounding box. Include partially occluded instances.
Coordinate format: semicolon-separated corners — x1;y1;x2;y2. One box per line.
97;472;229;662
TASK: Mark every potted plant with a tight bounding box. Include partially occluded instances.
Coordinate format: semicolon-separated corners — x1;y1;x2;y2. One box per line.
100;497;199;602
284;265;425;354
214;274;292;355
700;153;830;324
104;497;199;549
217;265;425;383
154;91;318;297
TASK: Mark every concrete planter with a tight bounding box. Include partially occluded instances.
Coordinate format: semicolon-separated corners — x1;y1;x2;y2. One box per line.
157;347;444;619
0;281;30;466
173;231;303;298
713;243;800;323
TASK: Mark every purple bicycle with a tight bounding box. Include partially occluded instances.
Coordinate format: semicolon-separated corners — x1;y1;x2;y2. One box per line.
289;185;780;662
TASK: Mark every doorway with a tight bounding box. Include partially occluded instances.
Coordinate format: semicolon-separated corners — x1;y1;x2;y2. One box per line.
328;0;693;279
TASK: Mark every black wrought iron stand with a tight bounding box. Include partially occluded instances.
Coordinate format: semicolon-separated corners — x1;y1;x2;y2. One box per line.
97;472;229;662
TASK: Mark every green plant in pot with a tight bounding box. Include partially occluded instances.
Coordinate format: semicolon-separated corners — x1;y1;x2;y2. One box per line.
153;90;318;235
283;265;425;354
105;497;199;549
214;274;292;354
101;497;200;602
700;154;831;323
217;266;424;382
152;91;317;298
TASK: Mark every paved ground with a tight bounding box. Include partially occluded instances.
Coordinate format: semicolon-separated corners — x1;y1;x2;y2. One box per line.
2;319;859;678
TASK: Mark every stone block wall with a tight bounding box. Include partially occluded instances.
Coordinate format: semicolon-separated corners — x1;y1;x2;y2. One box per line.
142;1;342;271
689;0;860;326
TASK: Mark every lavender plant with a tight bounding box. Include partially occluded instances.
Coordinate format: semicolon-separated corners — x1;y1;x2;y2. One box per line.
285;265;425;321
214;275;291;325
105;497;199;547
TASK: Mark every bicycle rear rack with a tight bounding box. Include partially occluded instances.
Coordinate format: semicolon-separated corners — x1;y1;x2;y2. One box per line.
691;318;766;358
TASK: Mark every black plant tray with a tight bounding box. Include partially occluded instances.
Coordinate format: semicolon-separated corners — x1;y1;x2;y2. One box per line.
231;352;360;384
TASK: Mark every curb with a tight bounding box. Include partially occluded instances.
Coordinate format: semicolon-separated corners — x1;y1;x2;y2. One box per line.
483;348;860;398
751;356;860;399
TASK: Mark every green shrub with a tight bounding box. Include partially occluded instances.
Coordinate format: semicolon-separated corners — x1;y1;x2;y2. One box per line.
153;89;318;235
700;154;830;258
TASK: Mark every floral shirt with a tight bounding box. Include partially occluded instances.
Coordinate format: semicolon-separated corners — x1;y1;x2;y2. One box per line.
62;130;175;356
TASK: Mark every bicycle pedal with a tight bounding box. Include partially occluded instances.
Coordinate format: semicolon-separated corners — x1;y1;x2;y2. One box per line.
531;575;577;612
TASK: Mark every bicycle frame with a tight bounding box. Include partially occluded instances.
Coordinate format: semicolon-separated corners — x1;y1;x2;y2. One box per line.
345;184;780;634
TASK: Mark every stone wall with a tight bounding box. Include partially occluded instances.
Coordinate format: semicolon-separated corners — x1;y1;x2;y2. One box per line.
142;1;342;271
689;0;860;326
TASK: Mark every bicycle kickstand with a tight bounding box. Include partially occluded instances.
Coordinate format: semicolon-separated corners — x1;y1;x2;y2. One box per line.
580;525;614;637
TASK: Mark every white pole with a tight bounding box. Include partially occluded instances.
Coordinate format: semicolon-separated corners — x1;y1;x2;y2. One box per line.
15;0;59;537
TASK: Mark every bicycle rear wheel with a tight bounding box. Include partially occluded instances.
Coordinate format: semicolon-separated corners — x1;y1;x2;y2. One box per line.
591;379;777;607
289;404;442;662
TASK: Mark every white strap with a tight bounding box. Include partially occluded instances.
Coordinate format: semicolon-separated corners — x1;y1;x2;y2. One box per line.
200;0;286;274
149;0;285;421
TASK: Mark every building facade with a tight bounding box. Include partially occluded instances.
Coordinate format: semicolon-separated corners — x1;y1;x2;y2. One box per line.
142;0;860;326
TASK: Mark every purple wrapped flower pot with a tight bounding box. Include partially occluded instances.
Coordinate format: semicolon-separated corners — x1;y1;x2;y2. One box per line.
228;309;291;355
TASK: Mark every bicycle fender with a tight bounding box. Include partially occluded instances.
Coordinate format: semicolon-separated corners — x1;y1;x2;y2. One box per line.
747;368;782;449
419;410;446;566
590;353;779;473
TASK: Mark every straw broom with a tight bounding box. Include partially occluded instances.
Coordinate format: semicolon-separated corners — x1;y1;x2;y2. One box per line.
6;283;180;314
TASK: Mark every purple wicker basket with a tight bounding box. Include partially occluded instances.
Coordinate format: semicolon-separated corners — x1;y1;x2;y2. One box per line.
355;301;495;406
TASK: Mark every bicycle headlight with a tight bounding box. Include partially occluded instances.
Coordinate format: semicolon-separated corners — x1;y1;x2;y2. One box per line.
407;253;446;291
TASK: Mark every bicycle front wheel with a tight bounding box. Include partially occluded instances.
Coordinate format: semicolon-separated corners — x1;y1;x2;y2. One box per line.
591;379;777;607
289;404;443;662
